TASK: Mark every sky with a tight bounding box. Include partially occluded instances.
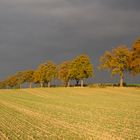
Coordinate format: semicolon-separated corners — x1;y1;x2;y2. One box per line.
0;0;140;83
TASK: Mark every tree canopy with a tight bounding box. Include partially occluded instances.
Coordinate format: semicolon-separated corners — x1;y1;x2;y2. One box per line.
58;61;71;87
44;61;57;87
33;64;48;87
130;38;140;75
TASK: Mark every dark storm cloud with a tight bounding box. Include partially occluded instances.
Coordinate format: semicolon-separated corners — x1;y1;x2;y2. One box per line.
0;0;139;83
99;0;140;11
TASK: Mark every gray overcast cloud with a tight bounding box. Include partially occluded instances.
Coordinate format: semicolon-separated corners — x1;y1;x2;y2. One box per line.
0;0;140;83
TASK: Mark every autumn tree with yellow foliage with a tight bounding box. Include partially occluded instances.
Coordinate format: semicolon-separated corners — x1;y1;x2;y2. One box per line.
130;38;140;75
69;55;94;87
99;45;131;87
58;61;71;87
33;61;57;87
33;64;48;87
45;61;57;87
22;70;35;88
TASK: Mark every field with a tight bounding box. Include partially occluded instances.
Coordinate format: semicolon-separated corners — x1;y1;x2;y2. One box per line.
0;88;140;140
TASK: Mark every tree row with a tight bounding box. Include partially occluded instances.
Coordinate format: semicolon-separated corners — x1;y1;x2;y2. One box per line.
0;38;139;88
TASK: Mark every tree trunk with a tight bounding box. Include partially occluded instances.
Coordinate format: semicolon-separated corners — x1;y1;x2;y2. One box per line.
81;79;84;87
29;82;32;88
76;80;79;86
120;74;124;87
67;81;70;87
48;81;51;88
65;81;70;87
64;81;67;87
20;84;22;89
40;82;43;88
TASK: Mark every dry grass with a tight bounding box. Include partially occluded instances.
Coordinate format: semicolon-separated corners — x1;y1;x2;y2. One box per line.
0;87;140;140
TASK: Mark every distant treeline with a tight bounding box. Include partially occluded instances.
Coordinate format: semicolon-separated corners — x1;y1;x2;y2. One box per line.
0;38;139;89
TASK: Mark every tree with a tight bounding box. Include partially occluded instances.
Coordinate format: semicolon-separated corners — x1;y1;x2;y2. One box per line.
23;70;34;88
5;75;18;88
33;61;57;88
15;71;26;89
0;81;6;89
6;70;35;89
69;54;94;87
130;38;140;75
45;61;57;87
99;45;131;87
33;64;47;88
1;71;25;89
58;61;71;87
